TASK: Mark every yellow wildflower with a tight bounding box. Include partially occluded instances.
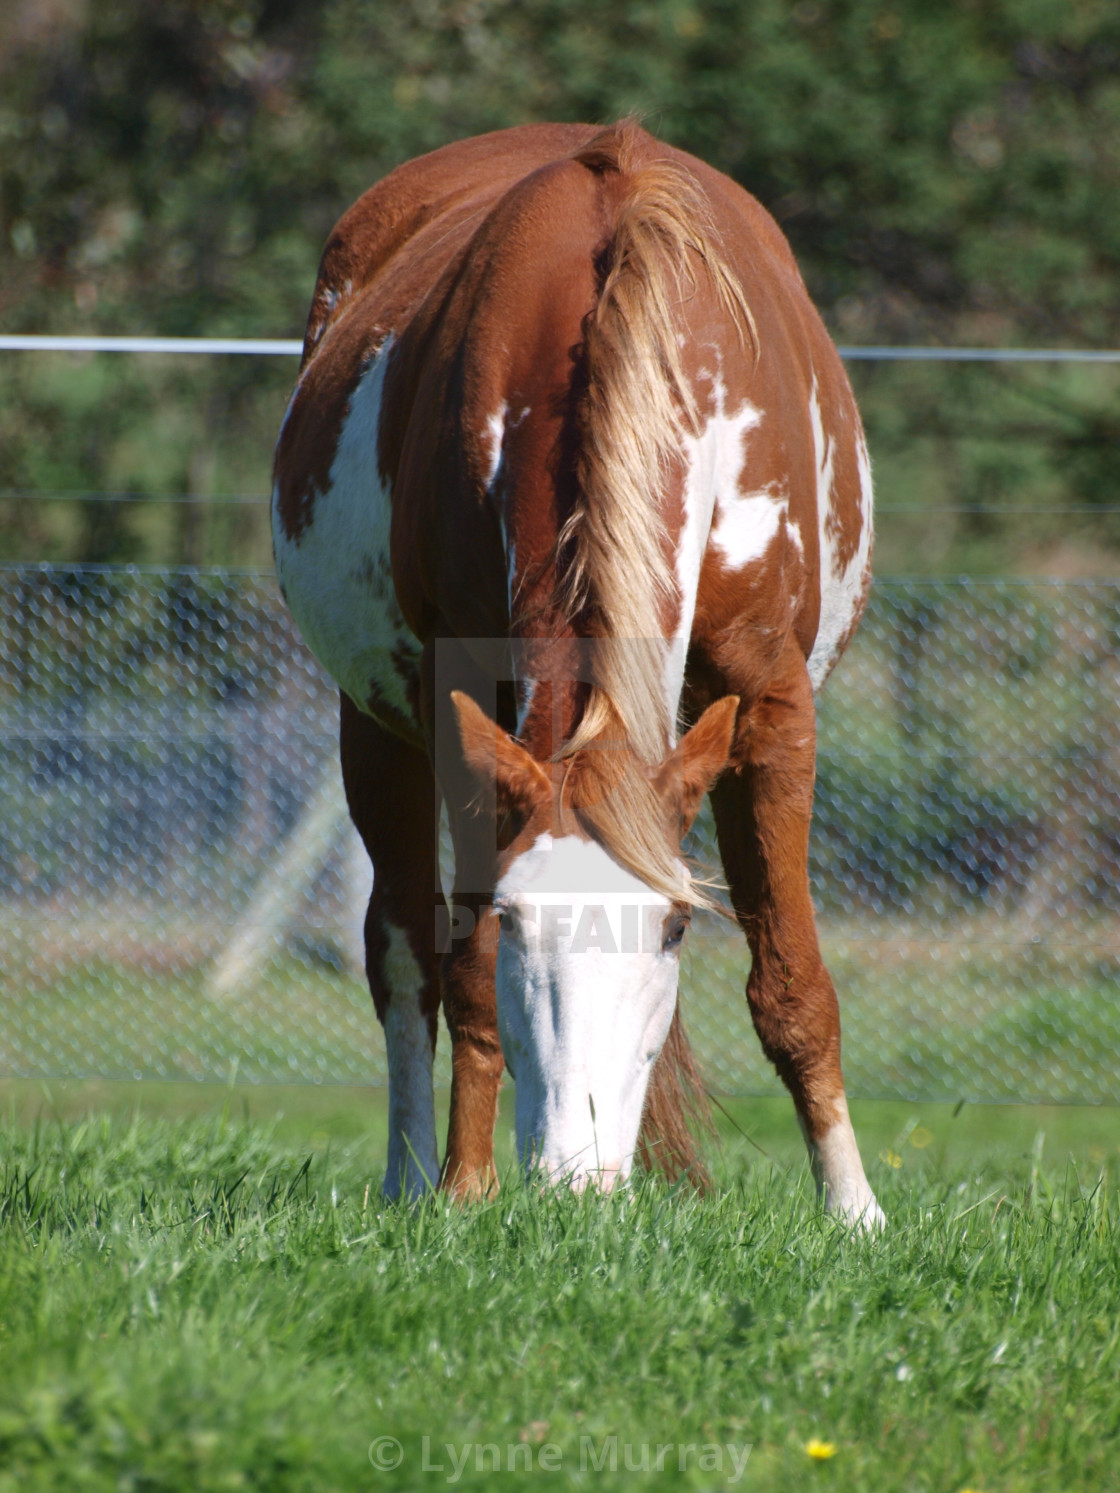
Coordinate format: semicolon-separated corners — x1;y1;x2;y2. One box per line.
909;1126;933;1149
805;1438;837;1459
879;1149;903;1169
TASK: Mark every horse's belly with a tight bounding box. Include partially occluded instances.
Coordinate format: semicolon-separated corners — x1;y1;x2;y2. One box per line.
272;347;422;734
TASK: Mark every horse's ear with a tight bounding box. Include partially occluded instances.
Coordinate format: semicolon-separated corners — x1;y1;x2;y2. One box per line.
450;691;550;820
654;696;740;833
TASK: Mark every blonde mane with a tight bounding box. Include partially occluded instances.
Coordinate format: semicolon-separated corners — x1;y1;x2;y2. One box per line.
556;121;753;908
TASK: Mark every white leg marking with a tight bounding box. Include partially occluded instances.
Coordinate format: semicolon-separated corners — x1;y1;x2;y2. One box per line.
381;918;439;1201
802;1095;885;1231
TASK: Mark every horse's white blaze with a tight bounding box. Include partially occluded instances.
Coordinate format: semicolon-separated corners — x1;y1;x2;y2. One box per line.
380;917;439;1201
493;834;681;1187
802;1095;885;1231
272;339;422;727
806;377;873;692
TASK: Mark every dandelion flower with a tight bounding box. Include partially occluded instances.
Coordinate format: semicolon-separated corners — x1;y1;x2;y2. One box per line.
805;1438;836;1459
879;1149;903;1169
909;1126;933;1149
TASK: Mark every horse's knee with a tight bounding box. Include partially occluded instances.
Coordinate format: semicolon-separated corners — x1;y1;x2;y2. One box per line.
366;899;438;1041
745;959;841;1088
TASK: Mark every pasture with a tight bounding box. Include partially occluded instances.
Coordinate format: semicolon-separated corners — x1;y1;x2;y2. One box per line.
1;1079;1116;1491
4;7;1120;1489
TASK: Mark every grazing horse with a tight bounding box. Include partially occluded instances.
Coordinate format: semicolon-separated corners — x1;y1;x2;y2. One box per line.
272;120;883;1227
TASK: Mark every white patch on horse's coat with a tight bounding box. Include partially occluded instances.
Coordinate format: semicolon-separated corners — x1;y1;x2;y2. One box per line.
493;834;681;1188
802;1096;885;1231
380;917;439;1201
855;428;874;527
805;376;873;693
709;479;793;570
482;402;507;491
490;402;533;681
665;381;766;730
272;339;422;727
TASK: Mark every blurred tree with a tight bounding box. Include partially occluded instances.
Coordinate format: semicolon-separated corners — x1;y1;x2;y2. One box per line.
0;0;1117;566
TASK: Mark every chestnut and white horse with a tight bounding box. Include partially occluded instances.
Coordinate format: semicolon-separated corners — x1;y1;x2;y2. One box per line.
272;121;882;1226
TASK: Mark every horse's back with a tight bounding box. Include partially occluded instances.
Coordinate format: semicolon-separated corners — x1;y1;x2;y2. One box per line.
272;123;871;740
302;123;602;356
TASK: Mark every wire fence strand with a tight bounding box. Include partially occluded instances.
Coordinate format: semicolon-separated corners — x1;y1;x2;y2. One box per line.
3;334;1120;360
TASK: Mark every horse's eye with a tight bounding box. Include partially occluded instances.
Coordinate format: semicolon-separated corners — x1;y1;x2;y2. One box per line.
496;908;514;934
663;913;689;951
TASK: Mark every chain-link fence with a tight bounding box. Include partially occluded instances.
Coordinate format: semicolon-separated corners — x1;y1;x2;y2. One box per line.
2;563;1118;1101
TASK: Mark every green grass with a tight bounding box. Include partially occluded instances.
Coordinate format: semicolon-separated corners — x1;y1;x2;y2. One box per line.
1;1085;1118;1491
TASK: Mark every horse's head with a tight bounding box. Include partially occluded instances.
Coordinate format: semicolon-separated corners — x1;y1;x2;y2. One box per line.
452;691;738;1190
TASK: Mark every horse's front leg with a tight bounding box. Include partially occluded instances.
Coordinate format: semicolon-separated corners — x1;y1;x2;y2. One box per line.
340;696;442;1202
439;867;504;1200
711;640;884;1229
422;641;507;1201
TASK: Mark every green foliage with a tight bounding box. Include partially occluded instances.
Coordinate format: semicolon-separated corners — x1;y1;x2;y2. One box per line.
4;0;1120;341
0;1;1118;566
0;1100;1117;1489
